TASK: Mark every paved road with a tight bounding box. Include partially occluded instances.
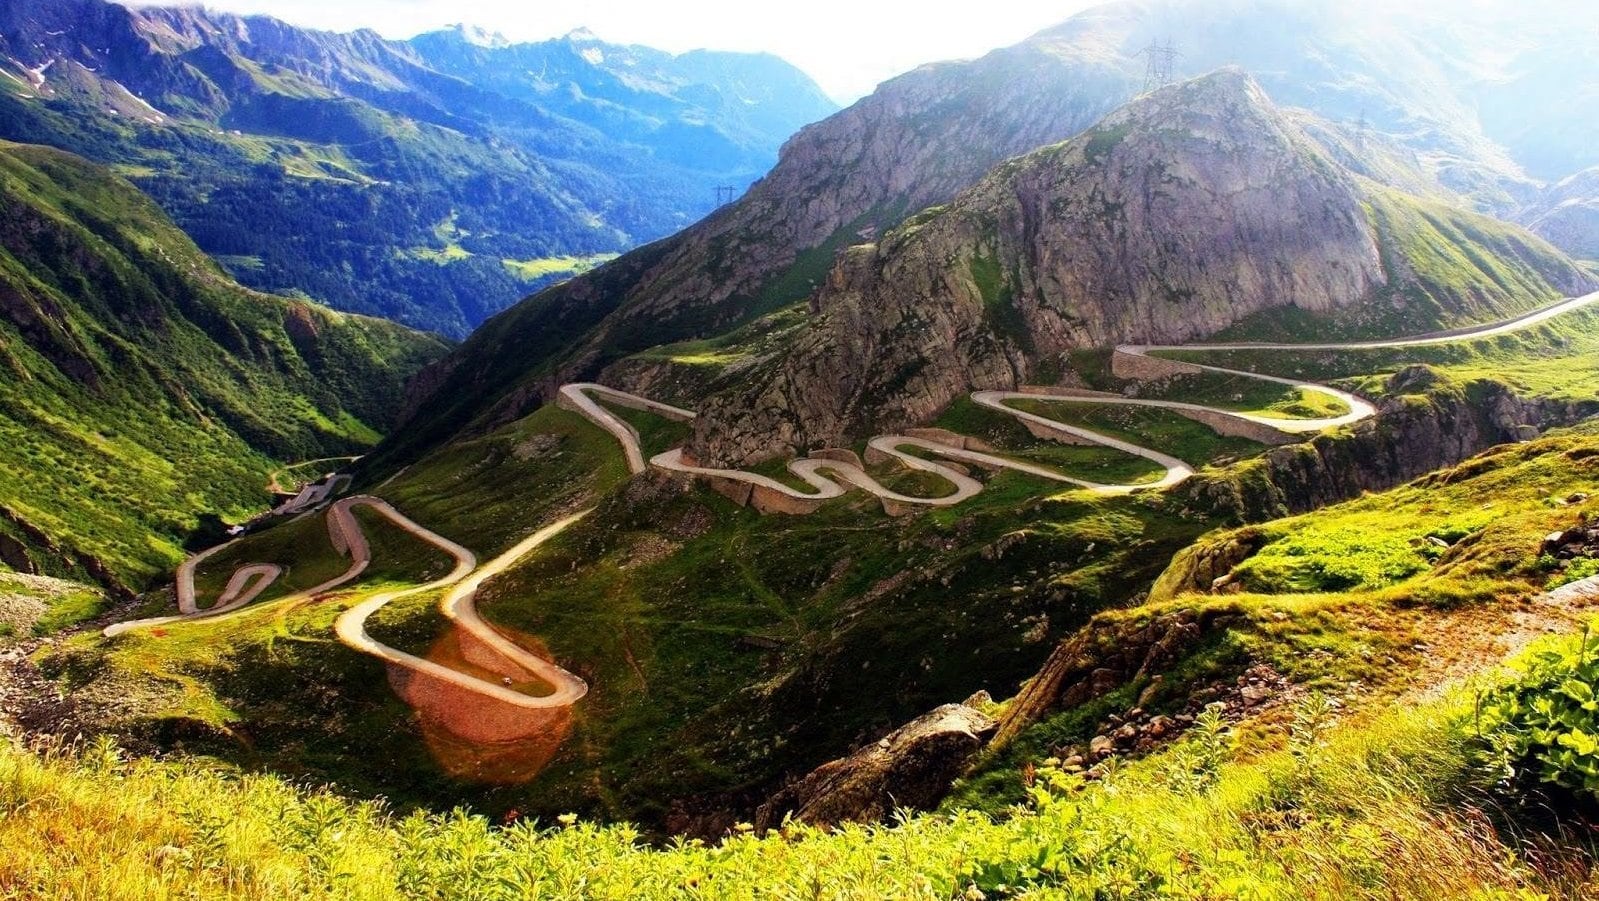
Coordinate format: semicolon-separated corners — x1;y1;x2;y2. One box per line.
105;506;367;637
563;291;1599;509
333;504;592;709
106;496;592;709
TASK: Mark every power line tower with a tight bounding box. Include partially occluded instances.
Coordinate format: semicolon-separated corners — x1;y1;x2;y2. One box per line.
1354;107;1370;150
1141;38;1180;94
715;185;737;207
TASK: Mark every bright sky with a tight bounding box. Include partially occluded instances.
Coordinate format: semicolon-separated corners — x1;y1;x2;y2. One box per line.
123;1;1105;103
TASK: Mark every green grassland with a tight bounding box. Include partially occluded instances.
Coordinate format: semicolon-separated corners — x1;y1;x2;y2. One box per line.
46;341;1590;828
0;142;446;591
1164;304;1599;406
47;385;1227;825
502;254;621;284
7;600;1597;897
0;571;110;642
958;422;1599;814
34;274;1599;857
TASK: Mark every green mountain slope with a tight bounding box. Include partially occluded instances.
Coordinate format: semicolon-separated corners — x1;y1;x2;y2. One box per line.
11;422;1599;897
0;141;447;593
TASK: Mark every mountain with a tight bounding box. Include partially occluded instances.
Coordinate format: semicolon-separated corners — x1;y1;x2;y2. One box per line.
1521;168;1599;262
0;0;836;336
0;140;446;594
406;25;838;178
686;70;1592;464
377;0;1599;468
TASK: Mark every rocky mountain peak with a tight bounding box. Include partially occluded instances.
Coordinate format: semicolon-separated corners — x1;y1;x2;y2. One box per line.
685;69;1390;463
440;23;513;49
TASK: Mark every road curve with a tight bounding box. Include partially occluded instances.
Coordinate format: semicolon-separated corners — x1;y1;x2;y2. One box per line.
107;496;591;709
562;291;1599;510
105;506;368;637
334;506;592;709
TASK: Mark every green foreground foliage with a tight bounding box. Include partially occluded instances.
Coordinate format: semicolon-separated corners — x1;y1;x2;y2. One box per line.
1481;624;1599;803
3;660;1594;899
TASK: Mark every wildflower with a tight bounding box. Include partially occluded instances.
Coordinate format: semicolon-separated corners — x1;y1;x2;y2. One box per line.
557;813;578;827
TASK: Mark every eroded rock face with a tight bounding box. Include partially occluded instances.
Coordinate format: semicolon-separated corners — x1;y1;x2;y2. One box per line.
753;702;996;830
1523;166;1599;261
690;70;1387;464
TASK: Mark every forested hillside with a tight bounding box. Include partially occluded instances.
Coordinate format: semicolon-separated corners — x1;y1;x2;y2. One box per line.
0;141;446;592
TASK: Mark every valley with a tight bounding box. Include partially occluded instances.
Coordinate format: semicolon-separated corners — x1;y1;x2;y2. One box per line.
0;0;837;335
55;287;1597;835
4;0;1599;897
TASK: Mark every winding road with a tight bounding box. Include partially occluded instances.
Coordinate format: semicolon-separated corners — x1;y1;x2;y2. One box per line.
99;291;1599;712
106;496;592;710
561;290;1599;512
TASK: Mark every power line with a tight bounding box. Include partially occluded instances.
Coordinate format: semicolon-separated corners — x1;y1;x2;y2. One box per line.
1141;38;1180;93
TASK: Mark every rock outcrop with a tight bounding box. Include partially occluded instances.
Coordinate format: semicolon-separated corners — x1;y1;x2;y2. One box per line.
991;607;1238;750
1522;166;1599;262
690;71;1385;463
754;702;996;830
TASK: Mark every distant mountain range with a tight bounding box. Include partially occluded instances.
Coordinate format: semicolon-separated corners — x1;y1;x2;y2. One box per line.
0;0;837;336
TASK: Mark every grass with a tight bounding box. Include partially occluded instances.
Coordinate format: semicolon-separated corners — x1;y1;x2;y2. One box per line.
599;402;693;460
1125;370;1351;419
0;571;110;641
933;396;1168;484
501;254;619;283
44;326;1599;840
373;404;630;556
1007;400;1266;469
188;514;348;605
957;421;1599;814
404;244;473;265
1163;306;1599;405
3;650;1594;898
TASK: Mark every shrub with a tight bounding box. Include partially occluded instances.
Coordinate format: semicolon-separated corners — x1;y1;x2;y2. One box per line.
1478;625;1599;804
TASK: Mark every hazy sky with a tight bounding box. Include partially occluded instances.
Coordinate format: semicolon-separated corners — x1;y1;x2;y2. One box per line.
123;0;1104;102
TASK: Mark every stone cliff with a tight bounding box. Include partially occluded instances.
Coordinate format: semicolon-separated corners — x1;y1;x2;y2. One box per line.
689;70;1390;464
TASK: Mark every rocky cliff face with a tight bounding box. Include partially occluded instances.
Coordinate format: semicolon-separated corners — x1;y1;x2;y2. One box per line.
689;71;1388;463
1522;167;1599;262
373;29;1139;467
754;702;996;830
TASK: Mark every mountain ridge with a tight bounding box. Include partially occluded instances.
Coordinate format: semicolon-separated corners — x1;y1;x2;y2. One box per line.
681;69;1593;464
377;0;1599;472
0;0;837;335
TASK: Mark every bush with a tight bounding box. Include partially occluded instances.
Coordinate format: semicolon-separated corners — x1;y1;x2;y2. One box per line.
1478;625;1599;804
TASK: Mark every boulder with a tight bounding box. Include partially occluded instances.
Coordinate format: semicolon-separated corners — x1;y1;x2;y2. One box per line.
754;703;996;830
